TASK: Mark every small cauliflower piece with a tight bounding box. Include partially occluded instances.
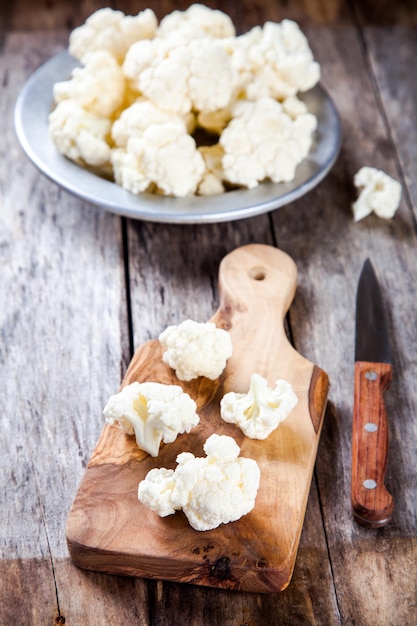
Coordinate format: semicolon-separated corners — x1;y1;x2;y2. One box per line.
138;122;205;196
220;97;317;188
111;145;151;194
48;100;112;168
137;467;177;517
138;434;260;531
157;4;235;41
352;166;402;221
103;381;200;457
219;20;320;102
187;38;234;114
53;51;125;118
197;144;225;196
123;38;190;115
123;37;234;115
69;7;158;64
111;122;205;197
111;99;194;148
220;373;298;439
281;94;309;119
159;319;233;381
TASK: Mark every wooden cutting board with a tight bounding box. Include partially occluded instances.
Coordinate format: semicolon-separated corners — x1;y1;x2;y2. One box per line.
66;244;329;593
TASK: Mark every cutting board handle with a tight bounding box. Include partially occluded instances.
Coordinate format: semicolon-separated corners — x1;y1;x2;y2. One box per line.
213;243;298;330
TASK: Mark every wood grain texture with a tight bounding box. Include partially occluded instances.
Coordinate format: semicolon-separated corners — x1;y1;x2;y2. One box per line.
2;0;417;623
66;244;329;593
351;361;394;527
270;1;417;623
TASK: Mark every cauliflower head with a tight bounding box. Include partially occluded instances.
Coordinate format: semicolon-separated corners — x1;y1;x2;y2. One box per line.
53;50;126;118
157;4;235;41
48;100;112;169
69;7;158;64
111;121;205;197
138;434;260;531
123;36;234;115
103;381;200;457
111;145;151;195
111;99;194;148
222;19;320;101
159;319;233;381
352;166;402;221
220;97;317;188
220;373;298;439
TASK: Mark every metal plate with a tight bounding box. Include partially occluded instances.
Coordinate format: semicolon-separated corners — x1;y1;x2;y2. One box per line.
14;51;342;224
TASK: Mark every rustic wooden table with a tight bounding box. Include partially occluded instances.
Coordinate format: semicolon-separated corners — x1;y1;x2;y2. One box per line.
1;1;416;624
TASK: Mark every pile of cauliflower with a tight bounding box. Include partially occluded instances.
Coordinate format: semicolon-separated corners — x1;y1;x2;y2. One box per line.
103;319;298;531
49;4;320;197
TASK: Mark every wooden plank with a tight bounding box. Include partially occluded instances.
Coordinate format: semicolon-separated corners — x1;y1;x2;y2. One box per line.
0;30;150;625
352;1;417;224
270;5;417;625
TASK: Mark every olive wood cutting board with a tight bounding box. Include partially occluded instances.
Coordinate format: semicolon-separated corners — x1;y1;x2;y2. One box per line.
66;244;329;593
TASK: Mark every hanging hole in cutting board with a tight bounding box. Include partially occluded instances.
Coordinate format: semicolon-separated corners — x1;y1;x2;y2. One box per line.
249;266;267;281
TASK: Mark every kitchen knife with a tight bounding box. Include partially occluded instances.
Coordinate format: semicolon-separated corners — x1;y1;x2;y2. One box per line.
351;259;394;527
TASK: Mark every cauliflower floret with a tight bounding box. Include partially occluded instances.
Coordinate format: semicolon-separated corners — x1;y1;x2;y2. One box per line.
48;100;111;168
187;38;234;113
138;122;205;196
281;94;309;119
111;146;151;194
159;319;233;381
111;99;193;148
123;39;191;114
138;434;260;531
220;373;298;439
220;97;317;188
111;122;204;197
53;50;125;118
103;381;200;457
197;144;225;196
352;166;402;221
220;20;320;101
137;467;177;517
123;37;234;115
157;4;235;41
69;7;158;64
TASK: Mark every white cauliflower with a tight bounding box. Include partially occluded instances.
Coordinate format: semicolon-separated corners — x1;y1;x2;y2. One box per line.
157;4;235;41
281;94;309;119
103;381;200;457
112;122;205;197
221;20;320;101
69;7;158;64
138;434;260;531
123;36;234;115
111;145;151;194
352;166;402;221
123;38;191;115
53;50;125;118
159;319;233;381
197;145;225;196
220;373;298;439
137;467;177;517
111;99;194;148
48;100;112;168
197;106;233;134
49;7;321;198
220;97;317;188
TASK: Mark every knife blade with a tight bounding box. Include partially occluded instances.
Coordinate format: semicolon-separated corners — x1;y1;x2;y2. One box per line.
351;259;394;527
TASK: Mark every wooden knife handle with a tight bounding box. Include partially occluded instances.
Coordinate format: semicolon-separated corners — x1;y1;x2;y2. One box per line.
351;361;394;527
